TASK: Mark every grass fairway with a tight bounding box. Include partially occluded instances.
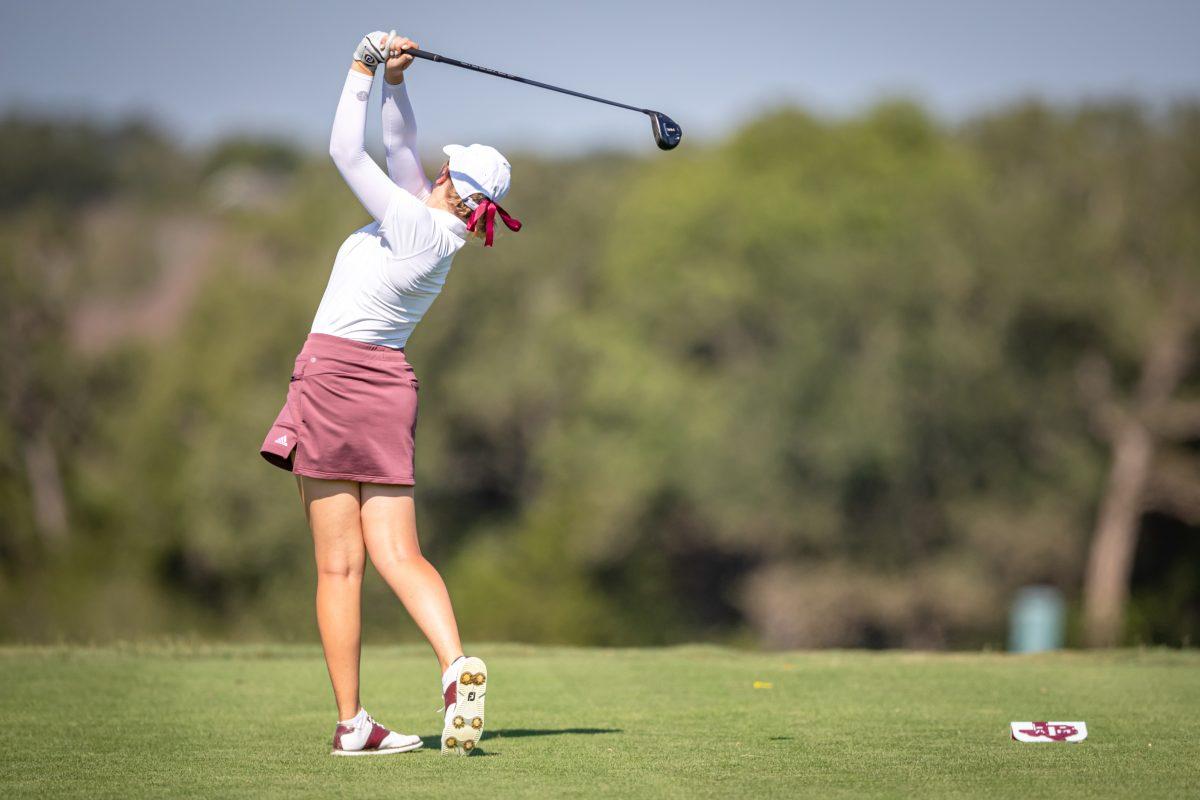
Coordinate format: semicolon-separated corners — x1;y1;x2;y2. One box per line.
1;645;1197;798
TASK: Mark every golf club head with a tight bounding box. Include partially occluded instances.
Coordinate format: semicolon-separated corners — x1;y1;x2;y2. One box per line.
649;112;682;150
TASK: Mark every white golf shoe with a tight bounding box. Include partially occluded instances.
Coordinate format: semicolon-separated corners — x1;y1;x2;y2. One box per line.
440;655;488;755
331;708;422;756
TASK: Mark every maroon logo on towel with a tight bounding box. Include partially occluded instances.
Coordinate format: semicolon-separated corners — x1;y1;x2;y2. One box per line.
1017;722;1078;741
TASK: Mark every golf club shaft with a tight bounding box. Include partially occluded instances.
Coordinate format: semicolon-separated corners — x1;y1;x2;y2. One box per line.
403;47;650;117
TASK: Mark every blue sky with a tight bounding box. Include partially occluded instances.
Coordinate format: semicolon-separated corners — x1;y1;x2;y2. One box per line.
2;0;1197;156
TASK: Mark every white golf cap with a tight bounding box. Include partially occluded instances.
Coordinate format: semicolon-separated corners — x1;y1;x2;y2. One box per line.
442;144;512;208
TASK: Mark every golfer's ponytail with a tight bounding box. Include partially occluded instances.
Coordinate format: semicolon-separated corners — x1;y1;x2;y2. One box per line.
450;192;487;224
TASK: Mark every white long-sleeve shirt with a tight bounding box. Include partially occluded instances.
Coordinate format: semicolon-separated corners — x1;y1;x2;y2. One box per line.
310;69;467;349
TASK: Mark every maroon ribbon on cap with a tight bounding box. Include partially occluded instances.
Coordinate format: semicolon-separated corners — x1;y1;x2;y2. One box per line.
466;199;522;247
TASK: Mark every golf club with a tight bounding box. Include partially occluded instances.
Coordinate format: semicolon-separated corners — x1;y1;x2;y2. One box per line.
400;46;683;151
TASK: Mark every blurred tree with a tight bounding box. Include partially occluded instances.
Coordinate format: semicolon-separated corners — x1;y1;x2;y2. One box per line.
592;103;1015;645
0;212;72;547
0;102;1196;647
968;102;1200;646
202;136;303;177
0;116;184;555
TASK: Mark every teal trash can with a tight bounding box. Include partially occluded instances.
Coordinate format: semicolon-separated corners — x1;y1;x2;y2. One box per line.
1009;585;1065;653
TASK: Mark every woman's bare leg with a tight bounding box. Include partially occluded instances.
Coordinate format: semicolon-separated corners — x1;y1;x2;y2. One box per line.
360;484;464;671
299;475;365;721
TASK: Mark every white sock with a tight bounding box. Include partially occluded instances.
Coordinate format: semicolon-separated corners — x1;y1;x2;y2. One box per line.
339;707;366;726
441;656;466;693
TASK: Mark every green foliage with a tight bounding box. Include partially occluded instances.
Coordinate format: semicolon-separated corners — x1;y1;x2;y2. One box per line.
0;115;189;211
0;101;1196;646
202;136;303;176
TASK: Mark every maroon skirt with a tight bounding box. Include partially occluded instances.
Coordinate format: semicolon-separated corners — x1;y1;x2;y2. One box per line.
260;333;419;485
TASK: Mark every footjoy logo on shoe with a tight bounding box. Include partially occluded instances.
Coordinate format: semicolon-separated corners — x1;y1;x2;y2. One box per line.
275;435;288;446
1010;721;1088;742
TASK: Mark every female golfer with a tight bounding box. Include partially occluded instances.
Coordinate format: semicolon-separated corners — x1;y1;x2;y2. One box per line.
259;31;520;756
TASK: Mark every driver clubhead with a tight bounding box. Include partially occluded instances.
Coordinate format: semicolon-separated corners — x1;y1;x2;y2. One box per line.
649;112;682;150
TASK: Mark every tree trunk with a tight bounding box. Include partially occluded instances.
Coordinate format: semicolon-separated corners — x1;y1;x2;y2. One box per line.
1081;421;1152;647
23;432;68;547
1080;297;1195;647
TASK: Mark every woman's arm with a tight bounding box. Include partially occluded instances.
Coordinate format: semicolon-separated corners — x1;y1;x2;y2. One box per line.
381;36;432;199
328;61;399;223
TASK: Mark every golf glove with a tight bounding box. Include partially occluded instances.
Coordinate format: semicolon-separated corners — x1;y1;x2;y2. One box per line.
352;30;393;73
